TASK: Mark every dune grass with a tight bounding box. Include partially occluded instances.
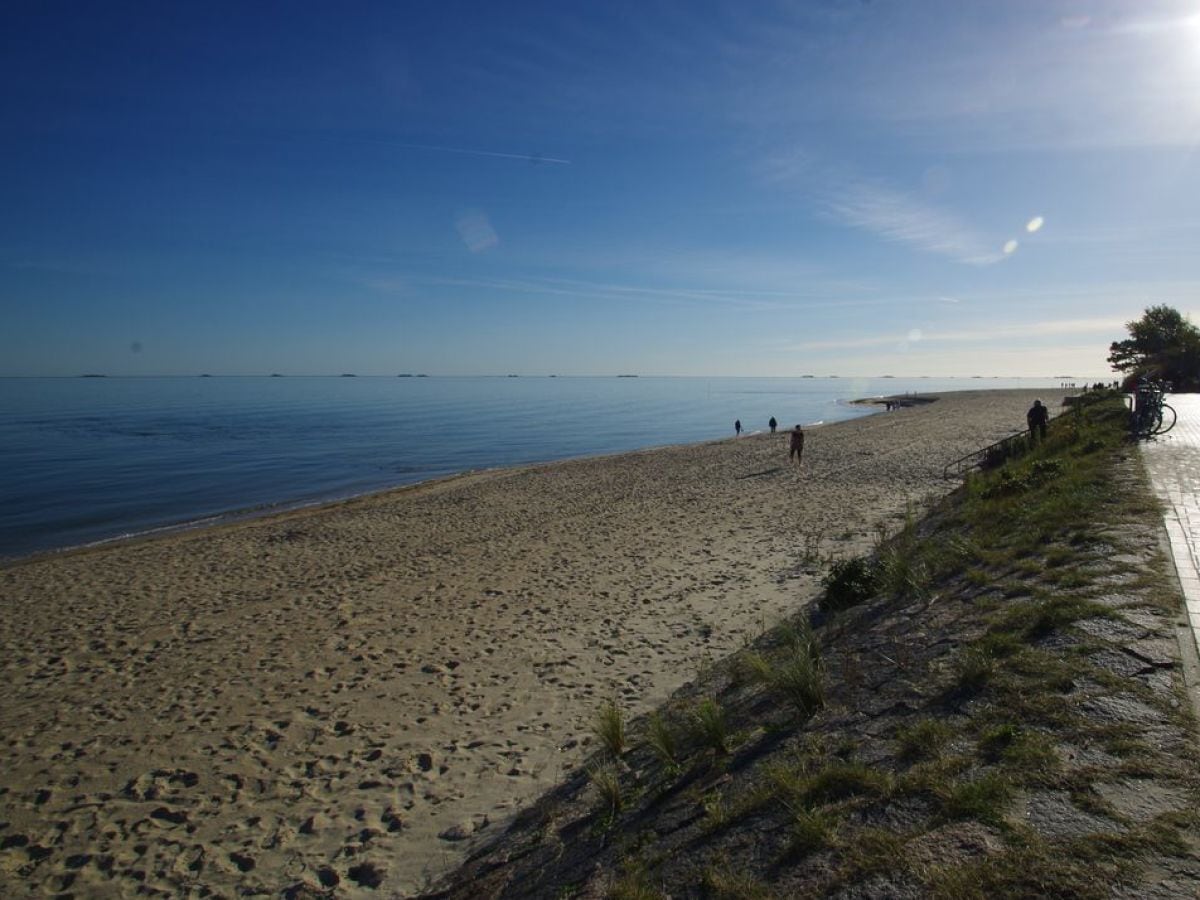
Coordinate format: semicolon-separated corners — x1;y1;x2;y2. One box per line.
593;699;626;759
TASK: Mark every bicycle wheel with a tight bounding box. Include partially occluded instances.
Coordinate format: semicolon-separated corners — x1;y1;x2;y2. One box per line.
1155;403;1176;435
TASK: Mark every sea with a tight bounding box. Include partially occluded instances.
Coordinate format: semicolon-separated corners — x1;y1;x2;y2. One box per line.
0;375;1070;561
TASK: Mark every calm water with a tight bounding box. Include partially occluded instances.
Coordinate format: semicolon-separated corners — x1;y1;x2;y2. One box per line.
0;375;1062;560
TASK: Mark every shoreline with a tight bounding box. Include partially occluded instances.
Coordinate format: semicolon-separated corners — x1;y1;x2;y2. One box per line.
0;389;1066;896
0;409;863;570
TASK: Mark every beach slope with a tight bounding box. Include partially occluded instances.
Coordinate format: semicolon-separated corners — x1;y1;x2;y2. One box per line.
0;389;1062;896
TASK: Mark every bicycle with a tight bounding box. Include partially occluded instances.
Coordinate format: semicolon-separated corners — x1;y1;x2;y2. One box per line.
1131;380;1176;438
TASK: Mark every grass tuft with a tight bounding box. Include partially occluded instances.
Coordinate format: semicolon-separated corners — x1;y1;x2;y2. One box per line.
587;763;624;822
746;621;825;718
610;863;664;900
780;807;837;862
896;719;953;762
938;772;1012;826
700;868;775;899
820;556;880;611
954;646;997;694
593;699;626;758
804;761;893;805
645;712;681;774
690;697;731;756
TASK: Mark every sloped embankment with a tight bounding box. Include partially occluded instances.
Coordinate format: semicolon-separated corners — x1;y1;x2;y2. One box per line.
427;395;1200;899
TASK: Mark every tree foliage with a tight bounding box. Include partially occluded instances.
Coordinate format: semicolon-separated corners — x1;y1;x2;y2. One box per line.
1107;304;1200;390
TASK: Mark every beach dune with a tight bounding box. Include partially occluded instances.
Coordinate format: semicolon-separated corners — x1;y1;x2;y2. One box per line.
0;389;1064;896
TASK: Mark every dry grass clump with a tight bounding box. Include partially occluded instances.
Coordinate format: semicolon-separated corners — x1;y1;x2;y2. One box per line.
593;699;626;758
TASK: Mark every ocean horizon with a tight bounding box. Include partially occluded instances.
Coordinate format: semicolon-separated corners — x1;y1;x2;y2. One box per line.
0;375;1080;561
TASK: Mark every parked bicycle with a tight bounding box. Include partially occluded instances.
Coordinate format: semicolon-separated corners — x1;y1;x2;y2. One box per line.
1131;380;1176;438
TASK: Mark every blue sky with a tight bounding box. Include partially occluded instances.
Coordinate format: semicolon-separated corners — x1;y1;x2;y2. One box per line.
3;0;1199;377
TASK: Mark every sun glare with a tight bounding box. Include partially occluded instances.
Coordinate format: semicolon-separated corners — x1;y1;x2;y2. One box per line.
1026;216;1044;233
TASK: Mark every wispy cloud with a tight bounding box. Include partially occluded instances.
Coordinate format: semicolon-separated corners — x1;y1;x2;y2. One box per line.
395;142;570;165
790;316;1127;352
356;275;409;294
825;180;1006;266
759;151;1006;266
1109;11;1200;36
417;273;894;313
709;2;1200;153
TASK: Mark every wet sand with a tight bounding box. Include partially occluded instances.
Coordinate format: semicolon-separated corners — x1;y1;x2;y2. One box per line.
0;389;1064;896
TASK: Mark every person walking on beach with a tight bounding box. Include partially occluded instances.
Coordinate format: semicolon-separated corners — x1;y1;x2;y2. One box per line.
734;419;742;436
768;416;777;433
1027;399;1049;443
789;424;805;466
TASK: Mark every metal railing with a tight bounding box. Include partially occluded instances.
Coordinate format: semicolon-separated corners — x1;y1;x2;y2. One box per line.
941;392;1110;480
942;430;1033;480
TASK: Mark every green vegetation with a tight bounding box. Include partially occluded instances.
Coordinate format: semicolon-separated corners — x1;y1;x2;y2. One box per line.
937;773;1013;826
593;699;626;758
803;761;893;805
700;867;775;899
586;763;623;822
1107;303;1200;389
895;719;953;762
609;862;664;900
781;807;837;861
645;712;681;774
953;645;998;694
689;696;731;755
820;556;879;611
744;620;824;718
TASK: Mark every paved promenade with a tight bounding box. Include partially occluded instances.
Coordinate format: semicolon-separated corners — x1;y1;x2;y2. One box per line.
1139;394;1200;656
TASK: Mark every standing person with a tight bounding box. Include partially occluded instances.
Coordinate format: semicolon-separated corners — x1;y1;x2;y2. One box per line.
768;416;777;433
734;419;742;436
1027;399;1049;442
789;424;805;466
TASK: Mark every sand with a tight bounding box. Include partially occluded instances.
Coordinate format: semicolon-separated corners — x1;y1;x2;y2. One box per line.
0;389;1066;897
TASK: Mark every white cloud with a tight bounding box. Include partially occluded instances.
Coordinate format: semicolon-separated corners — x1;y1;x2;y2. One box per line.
825;180;1006;266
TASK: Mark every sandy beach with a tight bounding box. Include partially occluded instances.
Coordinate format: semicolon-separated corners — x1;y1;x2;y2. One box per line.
0;389;1066;897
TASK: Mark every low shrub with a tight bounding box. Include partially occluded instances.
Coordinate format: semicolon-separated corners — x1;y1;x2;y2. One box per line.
821;557;881;611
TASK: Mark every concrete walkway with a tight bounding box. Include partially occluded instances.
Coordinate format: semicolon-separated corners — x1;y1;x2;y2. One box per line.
1139;394;1200;655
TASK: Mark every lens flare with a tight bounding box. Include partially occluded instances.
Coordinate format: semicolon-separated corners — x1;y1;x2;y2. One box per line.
456;210;499;253
1003;239;1019;255
1026;216;1044;233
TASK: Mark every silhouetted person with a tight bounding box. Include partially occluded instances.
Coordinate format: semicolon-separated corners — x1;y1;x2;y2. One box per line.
768;416;777;433
789;425;805;466
734;419;742;436
1027;399;1049;442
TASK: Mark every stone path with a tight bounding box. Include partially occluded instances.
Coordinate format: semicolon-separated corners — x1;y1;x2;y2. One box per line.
1139;393;1200;658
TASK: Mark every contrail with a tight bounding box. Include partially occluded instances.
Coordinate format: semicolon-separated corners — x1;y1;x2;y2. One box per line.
395;143;571;165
